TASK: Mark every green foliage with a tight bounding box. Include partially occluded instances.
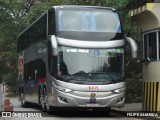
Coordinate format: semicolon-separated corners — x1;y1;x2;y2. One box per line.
51;0;69;5
125;72;142;103
21;1;51;27
0;0;22;83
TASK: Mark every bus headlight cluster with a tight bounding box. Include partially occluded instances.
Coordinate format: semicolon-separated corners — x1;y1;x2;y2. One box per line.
112;87;125;94
55;86;73;93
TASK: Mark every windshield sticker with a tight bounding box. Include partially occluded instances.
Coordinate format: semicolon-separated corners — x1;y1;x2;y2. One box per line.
106;52;116;57
116;49;124;53
94;50;100;56
78;49;89;53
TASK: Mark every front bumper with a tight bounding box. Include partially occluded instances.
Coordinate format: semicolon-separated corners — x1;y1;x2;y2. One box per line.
49;89;125;108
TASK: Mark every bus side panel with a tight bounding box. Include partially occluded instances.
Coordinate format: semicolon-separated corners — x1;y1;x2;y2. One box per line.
23;41;48;104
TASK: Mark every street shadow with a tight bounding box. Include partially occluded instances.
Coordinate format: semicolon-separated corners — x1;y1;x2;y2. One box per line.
47;109;127;117
19;102;127;117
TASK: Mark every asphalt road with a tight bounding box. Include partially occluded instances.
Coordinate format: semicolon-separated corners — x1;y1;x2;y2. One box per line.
2;98;147;120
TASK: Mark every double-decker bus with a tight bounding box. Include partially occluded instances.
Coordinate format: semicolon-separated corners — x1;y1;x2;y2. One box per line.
17;5;138;112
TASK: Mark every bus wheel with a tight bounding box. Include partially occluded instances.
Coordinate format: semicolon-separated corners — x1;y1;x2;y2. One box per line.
40;87;45;111
40;87;49;111
43;87;50;112
20;90;27;107
18;86;21;101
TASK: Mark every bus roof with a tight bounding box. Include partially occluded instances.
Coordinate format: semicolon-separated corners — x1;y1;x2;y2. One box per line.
51;5;116;11
18;11;47;38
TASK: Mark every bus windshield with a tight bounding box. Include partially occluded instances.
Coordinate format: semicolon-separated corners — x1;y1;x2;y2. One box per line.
57;46;124;84
58;10;121;32
56;8;123;41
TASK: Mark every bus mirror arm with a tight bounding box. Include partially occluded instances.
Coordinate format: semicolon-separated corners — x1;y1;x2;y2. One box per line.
125;37;138;58
49;35;58;56
137;57;151;63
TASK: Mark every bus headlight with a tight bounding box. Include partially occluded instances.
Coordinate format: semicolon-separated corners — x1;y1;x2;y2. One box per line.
112;87;125;94
52;81;73;93
56;86;73;93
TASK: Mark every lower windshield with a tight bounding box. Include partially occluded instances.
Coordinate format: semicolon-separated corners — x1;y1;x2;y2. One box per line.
57;46;124;84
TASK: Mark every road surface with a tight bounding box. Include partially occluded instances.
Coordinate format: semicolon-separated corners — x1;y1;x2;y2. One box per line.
2;98;159;120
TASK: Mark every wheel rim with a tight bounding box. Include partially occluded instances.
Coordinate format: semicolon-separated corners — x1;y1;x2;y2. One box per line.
40;89;45;109
43;88;49;111
40;87;49;111
21;93;25;105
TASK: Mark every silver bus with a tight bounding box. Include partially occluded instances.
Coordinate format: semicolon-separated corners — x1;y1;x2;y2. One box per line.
17;5;138;112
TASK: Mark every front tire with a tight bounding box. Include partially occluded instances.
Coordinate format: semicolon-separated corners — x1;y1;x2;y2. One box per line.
20;87;27;107
40;86;50;112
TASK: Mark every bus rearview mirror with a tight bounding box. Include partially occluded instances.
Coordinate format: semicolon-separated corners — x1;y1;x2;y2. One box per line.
49;35;58;56
125;37;138;58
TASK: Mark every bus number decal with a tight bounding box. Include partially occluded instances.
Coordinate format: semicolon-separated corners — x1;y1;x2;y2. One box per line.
88;86;98;91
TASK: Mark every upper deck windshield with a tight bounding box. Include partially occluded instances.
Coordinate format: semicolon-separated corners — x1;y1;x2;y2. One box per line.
56;7;124;41
57;46;124;84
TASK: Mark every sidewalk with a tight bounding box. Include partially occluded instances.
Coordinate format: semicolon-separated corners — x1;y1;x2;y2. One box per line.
113;103;142;111
113;103;160;119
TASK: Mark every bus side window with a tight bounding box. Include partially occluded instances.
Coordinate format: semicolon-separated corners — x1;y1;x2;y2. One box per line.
49;54;57;78
36;59;46;79
37;14;47;41
24;59;46;80
18;32;27;52
48;10;55;35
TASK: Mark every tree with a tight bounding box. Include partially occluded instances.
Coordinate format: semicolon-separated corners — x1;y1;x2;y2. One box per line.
0;0;23;82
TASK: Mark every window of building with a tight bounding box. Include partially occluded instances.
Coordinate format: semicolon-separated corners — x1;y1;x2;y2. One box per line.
144;34;148;59
159;31;160;59
143;31;157;60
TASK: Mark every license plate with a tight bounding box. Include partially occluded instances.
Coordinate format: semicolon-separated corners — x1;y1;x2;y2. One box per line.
86;103;99;107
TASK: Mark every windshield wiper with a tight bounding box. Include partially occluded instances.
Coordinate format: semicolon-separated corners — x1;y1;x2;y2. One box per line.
73;71;86;75
87;72;117;83
107;74;117;83
58;75;75;82
58;75;86;84
73;81;84;84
